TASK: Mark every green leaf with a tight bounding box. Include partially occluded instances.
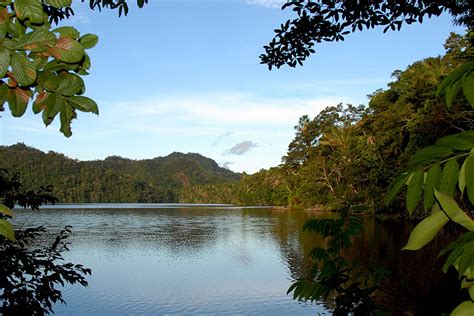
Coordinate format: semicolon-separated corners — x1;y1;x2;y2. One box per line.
38;70;61;91
32;90;48;113
424;164;441;211
79;52;91;71
7;87;31;117
385;173;410;205
52;26;80;39
45;0;72;8
0;203;14;217
56;73;84;96
14;0;44;24
459;130;474;142
16;30;56;52
435;190;474;231
451;301;474;316
42;92;61;125
409;146;453;165
403;211;449;250
459;158;467;195
0;8;8;41
462;72;474;107
458;241;474;276
67;96;98;114
48;37;85;63
435;134;474;151
446;79;461;108
7;16;26;38
79;34;98;49
0;84;8;107
0;46;10;78
440;159;459;196
406;169;424;215
59;100;73;137
464;156;474;205
437;61;474;97
0;219;15;241
11;52;37;86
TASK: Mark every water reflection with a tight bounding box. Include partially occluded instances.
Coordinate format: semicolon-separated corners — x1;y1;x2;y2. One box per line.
12;206;456;315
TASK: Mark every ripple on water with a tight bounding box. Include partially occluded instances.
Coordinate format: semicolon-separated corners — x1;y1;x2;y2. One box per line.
13;206;326;315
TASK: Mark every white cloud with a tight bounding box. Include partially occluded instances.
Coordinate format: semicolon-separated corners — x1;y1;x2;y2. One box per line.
224;141;258;155
220;161;234;169
246;0;286;9
114;92;345;128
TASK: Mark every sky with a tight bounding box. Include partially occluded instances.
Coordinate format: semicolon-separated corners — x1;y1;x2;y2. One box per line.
0;0;465;173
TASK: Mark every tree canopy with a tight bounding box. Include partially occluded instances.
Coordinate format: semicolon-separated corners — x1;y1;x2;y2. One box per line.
260;0;473;69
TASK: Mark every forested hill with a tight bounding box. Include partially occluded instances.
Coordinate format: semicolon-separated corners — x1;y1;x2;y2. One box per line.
0;143;240;203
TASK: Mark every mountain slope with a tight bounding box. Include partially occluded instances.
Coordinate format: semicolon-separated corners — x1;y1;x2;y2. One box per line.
0;143;240;203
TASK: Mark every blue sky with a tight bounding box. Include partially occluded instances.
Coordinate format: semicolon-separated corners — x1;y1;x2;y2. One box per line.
0;0;465;173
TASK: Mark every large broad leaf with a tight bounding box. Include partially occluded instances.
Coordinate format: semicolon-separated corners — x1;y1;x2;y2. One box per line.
409;146;453;165
464;155;474;205
403;211;449;250
42;92;61;126
16;30;56;52
45;0;72;8
32;90;49;114
406;169;424;215
7;87;31;117
437;61;474;99
67;96;98;114
435;190;474;231
40;70;61;91
14;0;44;24
0;46;10;78
0;219;15;241
0;203;14;217
0;8;9;40
49;37;85;63
79;34;99;49
435;134;474;151
458;241;474;276
11;52;37;86
59;101;73;137
52;26;80;39
0;84;8;107
424;164;441;211
459;130;474;142
463;71;474;107
439;159;459;196
446;79;462;108
459;158;467;195
385;173;410;205
451;301;474;316
56;73;84;96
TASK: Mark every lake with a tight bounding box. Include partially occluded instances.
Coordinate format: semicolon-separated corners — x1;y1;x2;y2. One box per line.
12;204;457;315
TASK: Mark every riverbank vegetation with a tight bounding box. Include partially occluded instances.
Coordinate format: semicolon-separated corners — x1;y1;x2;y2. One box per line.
0;144;239;203
181;32;474;215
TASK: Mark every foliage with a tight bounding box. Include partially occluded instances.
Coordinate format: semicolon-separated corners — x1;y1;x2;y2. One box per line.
183;33;474;215
260;0;473;69
0;169;90;315
0;143;240;203
385;33;474;314
288;207;388;315
0;0;101;136
0;225;91;315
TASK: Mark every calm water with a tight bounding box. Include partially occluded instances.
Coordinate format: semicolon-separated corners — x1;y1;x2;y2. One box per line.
12;204;456;315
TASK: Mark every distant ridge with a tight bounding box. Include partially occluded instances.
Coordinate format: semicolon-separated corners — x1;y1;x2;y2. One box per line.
0;143;240;203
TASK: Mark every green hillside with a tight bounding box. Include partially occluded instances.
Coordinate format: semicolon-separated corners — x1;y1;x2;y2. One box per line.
0;143;240;203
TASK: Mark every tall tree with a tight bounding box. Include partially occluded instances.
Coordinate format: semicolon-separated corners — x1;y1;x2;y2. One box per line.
260;0;473;69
